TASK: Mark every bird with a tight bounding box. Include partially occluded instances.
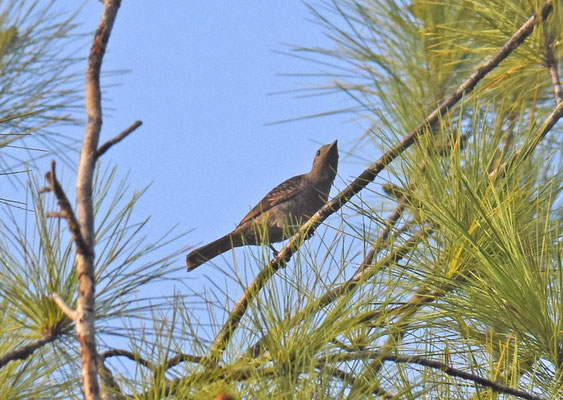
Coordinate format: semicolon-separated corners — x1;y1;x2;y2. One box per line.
186;140;339;271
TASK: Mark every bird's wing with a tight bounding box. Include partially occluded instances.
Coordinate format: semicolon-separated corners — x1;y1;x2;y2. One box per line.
237;174;304;227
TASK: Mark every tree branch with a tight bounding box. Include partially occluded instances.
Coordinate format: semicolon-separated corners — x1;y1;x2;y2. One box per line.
74;0;122;398
43;161;91;257
98;358;127;400
101;349;156;372
52;293;77;321
247;223;428;359
101;349;205;374
325;351;546;400
207;0;556;363
314;362;394;398
0;331;57;369
96;120;142;159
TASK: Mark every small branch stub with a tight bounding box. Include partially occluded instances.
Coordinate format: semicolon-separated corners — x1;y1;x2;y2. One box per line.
96;120;142;158
52;293;77;321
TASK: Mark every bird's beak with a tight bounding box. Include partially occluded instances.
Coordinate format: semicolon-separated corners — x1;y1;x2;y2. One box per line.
331;140;338;148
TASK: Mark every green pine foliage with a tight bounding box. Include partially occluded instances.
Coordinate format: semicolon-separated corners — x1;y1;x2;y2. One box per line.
1;0;562;399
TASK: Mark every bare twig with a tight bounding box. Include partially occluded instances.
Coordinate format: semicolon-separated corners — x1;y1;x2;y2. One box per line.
45;211;65;218
165;353;206;369
52;293;77;321
96;120;143;158
207;0;557;362
315;363;394;398
44;161;91;257
0;331;57;369
101;349;156;372
324;352;546;400
100;349;205;374
73;0;122;398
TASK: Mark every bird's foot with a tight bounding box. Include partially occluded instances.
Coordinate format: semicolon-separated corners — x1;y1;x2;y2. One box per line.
268;244;279;258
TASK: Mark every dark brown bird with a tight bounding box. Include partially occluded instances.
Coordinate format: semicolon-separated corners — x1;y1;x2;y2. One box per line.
186;141;338;271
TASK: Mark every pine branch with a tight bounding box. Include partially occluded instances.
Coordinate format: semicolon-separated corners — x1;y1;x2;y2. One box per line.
206;0;557;364
74;0;122;398
42;161;91;258
101;349;155;371
0;331;57;369
247;224;428;359
324;351;546;400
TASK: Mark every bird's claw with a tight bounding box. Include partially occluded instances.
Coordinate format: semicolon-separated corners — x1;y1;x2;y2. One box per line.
268;244;279;258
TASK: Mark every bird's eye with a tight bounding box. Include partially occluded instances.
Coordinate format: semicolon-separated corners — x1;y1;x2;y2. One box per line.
316;150;321;156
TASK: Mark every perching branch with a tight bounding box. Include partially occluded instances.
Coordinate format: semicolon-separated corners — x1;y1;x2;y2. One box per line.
140;347;543;400
208;0;557;362
96;120;143;159
247;223;428;359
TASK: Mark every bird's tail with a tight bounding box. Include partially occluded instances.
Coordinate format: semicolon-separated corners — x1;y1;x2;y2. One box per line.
186;231;245;271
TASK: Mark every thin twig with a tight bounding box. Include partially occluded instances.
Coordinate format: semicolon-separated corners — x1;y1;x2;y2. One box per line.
100;349;205;373
324;351;546;400
315;362;394;398
101;349;156;372
52;293;77;321
165;353;206;369
45;211;64;218
96;120;142;158
206;0;556;363
44;161;91;257
0;331;57;369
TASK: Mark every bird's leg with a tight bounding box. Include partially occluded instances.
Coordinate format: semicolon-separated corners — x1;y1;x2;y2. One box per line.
268;244;279;257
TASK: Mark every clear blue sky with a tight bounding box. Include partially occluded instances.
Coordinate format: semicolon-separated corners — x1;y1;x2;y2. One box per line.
51;1;375;292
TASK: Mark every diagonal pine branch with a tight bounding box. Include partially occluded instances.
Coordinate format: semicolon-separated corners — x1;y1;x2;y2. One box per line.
206;0;557;363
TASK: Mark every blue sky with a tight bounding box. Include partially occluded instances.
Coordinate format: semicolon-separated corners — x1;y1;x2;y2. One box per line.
47;1;377;299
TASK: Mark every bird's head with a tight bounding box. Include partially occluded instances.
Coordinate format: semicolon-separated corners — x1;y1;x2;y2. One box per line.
310;140;338;181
